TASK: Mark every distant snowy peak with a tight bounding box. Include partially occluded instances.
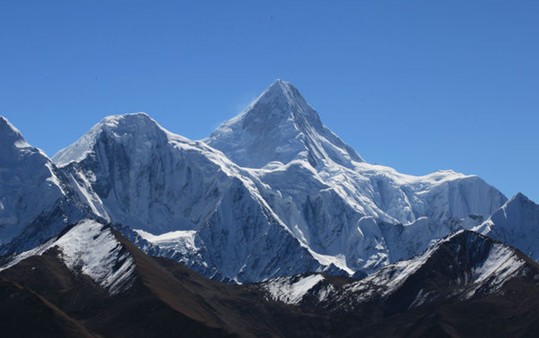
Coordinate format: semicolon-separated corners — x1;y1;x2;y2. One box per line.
56;220;136;294
476;193;539;261
50;111;233;233
0;115;50;169
52;112;176;167
0;116;81;247
0;116;31;150
206;80;364;168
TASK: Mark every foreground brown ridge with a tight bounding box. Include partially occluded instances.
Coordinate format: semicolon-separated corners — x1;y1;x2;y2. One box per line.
2;224;539;337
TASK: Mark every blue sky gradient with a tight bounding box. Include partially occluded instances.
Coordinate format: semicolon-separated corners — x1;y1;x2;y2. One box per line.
1;1;538;201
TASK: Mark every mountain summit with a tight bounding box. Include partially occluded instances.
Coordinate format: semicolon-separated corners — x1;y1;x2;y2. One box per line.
206;80;363;168
0;116;31;151
0;116;85;252
52;112;171;167
42;81;506;281
476;192;539;261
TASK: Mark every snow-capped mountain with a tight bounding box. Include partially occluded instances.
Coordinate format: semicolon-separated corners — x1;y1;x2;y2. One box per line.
475;193;539;261
42;80;508;282
206;81;506;271
205;79;364;169
1;80;539;336
264;230;534;309
0;117;87;255
259;231;539;337
209;80;506;271
52;113;327;282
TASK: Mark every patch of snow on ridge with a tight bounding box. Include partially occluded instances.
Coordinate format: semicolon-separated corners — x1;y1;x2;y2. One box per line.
135;229;198;255
471;243;524;290
0;238;58;272
265;274;325;305
54;220;136;294
307;249;353;275
346;232;464;297
348;250;430;298
1;220;136;295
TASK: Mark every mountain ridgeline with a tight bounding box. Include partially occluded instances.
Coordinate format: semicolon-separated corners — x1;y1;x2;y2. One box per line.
0;80;528;283
1;80;539;337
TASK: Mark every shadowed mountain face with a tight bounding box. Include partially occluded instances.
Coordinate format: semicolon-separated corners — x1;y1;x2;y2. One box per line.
2;224;539;338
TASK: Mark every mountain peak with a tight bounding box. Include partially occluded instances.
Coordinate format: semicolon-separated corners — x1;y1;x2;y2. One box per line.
267;78;290;92
206;80;363;168
262;79;307;106
248;79;319;123
476;191;539;261
95;112;159;133
510;192;531;204
0;116;30;149
52;112;169;167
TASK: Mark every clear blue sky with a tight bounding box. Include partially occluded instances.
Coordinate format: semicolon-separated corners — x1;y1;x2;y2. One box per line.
1;1;538;201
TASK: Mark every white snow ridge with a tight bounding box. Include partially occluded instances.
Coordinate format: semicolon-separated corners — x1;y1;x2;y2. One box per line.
1;219;136;295
264;274;326;305
54;220;136;294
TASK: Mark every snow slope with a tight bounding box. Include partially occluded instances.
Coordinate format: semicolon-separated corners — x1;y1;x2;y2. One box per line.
0;116;86;254
206;80;506;272
1;219;136;294
205;79;364;169
264;274;326;305
47;81;508;282
345;231;526;301
475;193;539;261
52;113;327;282
264;231;529;308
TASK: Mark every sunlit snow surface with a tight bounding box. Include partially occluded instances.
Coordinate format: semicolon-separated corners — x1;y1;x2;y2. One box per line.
135;229;198;255
1;220;136;295
264;274;326;305
471;243;524;288
475;193;539;261
0;117;68;244
264;232;527;307
343;232;526;303
42;81;507;282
